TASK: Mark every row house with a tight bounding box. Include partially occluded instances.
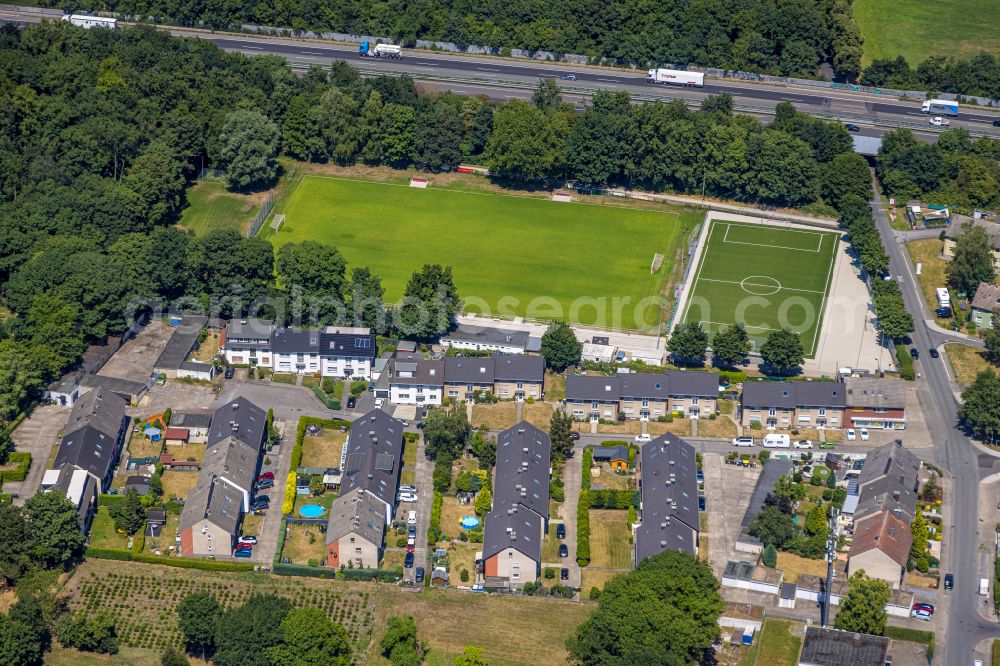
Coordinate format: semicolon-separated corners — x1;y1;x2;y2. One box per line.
844;378;907;430
564;371;720;421
221;320;377;379
379;355;545;405
439;324;540;355
634;433;700;564
740;382;846;429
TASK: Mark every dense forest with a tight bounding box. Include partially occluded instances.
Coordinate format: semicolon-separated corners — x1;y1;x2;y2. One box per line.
41;0;864;79
0;19;872;419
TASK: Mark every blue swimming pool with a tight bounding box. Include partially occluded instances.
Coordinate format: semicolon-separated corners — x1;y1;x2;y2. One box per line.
299;504;326;518
460;515;480;529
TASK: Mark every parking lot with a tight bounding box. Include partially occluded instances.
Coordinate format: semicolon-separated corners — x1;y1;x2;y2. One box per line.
8;404;70;503
702;452;761;576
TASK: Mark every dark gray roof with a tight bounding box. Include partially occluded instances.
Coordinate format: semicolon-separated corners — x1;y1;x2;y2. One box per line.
493;355;545;383
208;397;266;450
741;381;847;409
444;357;495;384
567;371;720;402
202;435;261;493
179;361;213;373
154;315;207;370
325;487;387;546
565;374;621;401
635;434;699;561
482;503;543;562
442;325;530;349
526;336;542;353
493;422;551;521
179;474;244;534
272;327;321;354
798;626;889;666
388;359;444;387
780;582;797;599
740;459;794;532
341;409;404;507
171;412;213;429
318;333;376;359
79;374;147;399
593;445;628;462
54;388;127;483
845;378;906;410
226;319;274;341
855;441;921;524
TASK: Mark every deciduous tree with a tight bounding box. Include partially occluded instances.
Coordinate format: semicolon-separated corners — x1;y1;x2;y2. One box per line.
947;223;996;297
539;321;582;372
958;370;1000;443
549;410;575;461
265;607;351;666
397;264;460;340
760;328;805;375
668;322;709;366
834;572;890;635
217;109;281;191
711;323;750;369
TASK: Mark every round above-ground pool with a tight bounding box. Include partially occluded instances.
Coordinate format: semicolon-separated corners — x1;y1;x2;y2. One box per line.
299;504;326;518
460;515;480;530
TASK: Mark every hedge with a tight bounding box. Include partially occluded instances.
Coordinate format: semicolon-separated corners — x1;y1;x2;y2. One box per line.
588;489;639;509
307;383;341;410
403;431;419;442
340;568;401;582
428;491;443;545
576;490;591;566
581;447;593;491
282;472;297;516
0;452;31;482
274;563;337;578
884;626;933;658
85;548;255;572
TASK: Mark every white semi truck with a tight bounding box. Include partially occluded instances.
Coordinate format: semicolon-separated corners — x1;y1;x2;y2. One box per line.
646;68;705;87
921;99;959;116
359;42;403;59
62;14;118;29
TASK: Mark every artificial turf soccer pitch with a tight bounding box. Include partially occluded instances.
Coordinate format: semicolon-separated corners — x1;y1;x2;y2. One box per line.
679;220;840;358
268;176;699;331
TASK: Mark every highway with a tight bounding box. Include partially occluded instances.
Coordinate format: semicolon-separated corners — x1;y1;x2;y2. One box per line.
3;6;1000;140
870;179;1000;665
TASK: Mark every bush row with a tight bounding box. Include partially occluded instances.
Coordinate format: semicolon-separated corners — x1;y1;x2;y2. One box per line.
581;447;593;491
577;490;591;567
588;489;639;510
307;383;341;410
895;344;916;381
428;491;443;545
0;452;31;482
85;548;255;572
281;471;297;516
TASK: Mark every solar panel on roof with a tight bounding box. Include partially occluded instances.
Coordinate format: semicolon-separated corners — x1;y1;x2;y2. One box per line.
355;338;371;348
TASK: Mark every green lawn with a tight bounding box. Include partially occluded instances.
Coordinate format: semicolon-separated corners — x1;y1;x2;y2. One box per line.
266;176;697;331
680;220;839;357
179;180;261;236
853;0;1000;66
749;619;802;666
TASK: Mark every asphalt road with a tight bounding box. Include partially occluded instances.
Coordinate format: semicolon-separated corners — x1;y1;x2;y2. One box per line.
3;8;999;140
870;177;1000;665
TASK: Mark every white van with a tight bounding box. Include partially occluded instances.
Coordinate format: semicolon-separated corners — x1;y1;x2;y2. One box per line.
763;434;791;449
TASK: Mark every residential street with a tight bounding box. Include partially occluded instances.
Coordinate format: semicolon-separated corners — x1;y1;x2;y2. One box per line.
870;179;1000;665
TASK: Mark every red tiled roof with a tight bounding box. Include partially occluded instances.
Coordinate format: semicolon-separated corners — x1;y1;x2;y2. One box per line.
848;511;912;567
163;427;189;440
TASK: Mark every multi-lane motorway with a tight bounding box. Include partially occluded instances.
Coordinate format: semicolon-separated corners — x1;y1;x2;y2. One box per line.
3;6;1000;140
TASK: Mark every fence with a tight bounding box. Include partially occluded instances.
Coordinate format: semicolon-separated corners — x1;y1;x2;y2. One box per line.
246;191;275;238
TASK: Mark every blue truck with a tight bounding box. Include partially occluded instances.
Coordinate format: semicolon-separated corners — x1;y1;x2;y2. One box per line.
358;41;403;58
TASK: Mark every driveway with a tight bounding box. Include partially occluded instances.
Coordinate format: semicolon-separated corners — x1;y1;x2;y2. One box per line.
404;430;433;585
702;452;761;577
559;445;583;588
9;404;70;504
252;420;292;567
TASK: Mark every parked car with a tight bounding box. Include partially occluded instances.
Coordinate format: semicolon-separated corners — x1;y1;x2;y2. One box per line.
559;544;568;558
560;568;569;581
404;552;414;568
234;549;253;558
793;439;813;449
732;436;755;448
634;434;652;443
251;499;270;511
570;432;581;441
911;602;934;620
416;421;426;429
819;441;836;449
234;541;252;550
258;472;275;481
256;479;274;490
698;495;706;511
944;573;954;590
398;493;418;503
844;123;861;132
935;306;952;318
994;120;1000;127
415;567;425;584
846;429;857;441
408;525;416;537
399;484;417;493
375;398;385;409
696;469;705;483
407;536;415;551
347;397;356;409
238;535;257;545
156;373;167;385
859;428;870;441
224;366;235;379
556;523;566;539
929;348;940;359
407;511;417;525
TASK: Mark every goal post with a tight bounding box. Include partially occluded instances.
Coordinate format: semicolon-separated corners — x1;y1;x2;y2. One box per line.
650;253;664;274
270;214;285;233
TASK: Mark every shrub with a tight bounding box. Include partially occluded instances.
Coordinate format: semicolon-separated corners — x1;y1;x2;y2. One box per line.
762;544;778;568
577;490;591;566
432;455;453;493
581;447;593;491
758;450;770;463
0;452;31;482
282;473;297;515
460;569;470;582
627;505;636;524
550;478;565;502
544;567;555;579
896;344;915;380
396;536;407;548
428;491;443;545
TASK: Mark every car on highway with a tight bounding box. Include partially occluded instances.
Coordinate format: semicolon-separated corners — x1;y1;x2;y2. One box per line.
732;436;755;448
634;434;652;443
844;123;861;132
561;568;569;581
793;439;813;449
860;428;870;441
560;74;576;81
407;511;417;525
929;116;949;127
404;552;414;568
994;120;1000;127
929;348;939;359
944;573;954;590
559;544;568;558
556;523;566;539
846;429;857;441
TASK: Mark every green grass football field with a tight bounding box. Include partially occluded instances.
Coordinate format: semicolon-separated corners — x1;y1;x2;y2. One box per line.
680;220;839;358
853;0;1000;66
267;176;698;331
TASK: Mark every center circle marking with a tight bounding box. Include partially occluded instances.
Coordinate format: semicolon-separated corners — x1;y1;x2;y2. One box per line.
740;275;782;296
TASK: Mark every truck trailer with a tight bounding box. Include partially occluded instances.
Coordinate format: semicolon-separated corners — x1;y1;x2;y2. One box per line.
646;69;705;87
359;42;403;59
921;99;959;116
62;14;118;29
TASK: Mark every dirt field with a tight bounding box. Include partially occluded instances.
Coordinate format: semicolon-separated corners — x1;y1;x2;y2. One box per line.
471;402;517;430
301;429;347;469
523;401;555;429
160;470;199;500
164;443;205;463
